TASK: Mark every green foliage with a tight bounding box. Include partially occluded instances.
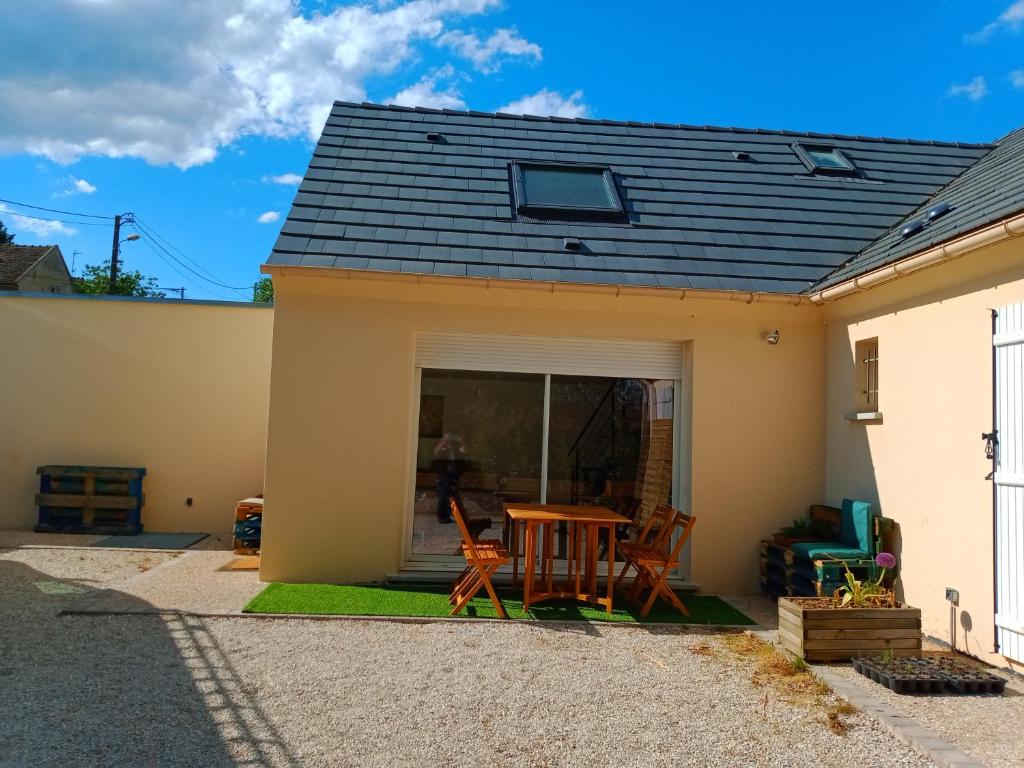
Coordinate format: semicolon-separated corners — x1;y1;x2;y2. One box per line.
0;220;14;245
253;277;274;304
832;559;893;608
71;261;164;297
778;517;832;538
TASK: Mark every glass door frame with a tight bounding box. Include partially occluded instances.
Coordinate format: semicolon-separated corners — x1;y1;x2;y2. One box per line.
402;359;693;579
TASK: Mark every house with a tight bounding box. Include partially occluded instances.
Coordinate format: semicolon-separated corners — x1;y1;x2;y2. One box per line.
0;244;73;293
260;102;1024;670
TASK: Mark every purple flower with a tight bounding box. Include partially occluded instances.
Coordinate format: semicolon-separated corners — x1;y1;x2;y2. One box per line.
875;552;897;569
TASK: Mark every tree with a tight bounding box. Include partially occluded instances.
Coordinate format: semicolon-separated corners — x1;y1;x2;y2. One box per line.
253;277;274;304
71;261;164;297
0;220;14;245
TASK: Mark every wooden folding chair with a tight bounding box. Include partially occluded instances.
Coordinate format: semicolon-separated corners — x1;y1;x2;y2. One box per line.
616;505;696;618
448;498;510;619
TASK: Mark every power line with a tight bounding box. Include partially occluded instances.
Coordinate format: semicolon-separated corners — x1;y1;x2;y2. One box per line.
130;220;251;294
135;234;238;301
0;209;112;228
132;217;252;292
0;197;114;220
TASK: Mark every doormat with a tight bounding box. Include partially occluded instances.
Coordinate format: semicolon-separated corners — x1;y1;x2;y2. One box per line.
218;555;261;571
93;532;208;550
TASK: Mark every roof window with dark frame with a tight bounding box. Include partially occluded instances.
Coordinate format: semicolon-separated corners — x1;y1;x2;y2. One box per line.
510;162;625;219
792;143;858;176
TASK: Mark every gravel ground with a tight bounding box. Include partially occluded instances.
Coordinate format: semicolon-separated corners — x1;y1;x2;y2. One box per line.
0;545;937;768
825;661;1024;768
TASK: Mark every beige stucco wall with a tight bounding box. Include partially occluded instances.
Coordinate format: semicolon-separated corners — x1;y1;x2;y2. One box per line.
261;272;827;593
822;237;1024;669
0;294;273;536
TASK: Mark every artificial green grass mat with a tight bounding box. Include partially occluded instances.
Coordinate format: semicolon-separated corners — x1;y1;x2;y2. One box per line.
243;582;754;624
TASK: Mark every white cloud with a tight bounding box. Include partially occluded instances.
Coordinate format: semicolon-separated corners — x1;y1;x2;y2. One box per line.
966;0;1024;43
496;89;590;118
1012;69;1024;88
257;211;281;224
0;0;534;168
0;203;77;238
63;177;96;195
387;65;466;110
439;27;541;73
265;173;304;186
949;76;988;101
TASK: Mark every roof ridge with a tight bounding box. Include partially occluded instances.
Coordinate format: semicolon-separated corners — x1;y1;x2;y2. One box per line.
334;100;995;150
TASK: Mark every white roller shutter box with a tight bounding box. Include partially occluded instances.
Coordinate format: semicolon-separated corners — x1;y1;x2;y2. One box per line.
414;331;684;380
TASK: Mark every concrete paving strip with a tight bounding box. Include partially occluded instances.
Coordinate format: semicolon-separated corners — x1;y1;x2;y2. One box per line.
813;664;988;768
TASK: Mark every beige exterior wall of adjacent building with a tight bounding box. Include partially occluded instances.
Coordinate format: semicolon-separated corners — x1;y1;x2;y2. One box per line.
0;294;273;537
260;271;827;593
821;237;1024;669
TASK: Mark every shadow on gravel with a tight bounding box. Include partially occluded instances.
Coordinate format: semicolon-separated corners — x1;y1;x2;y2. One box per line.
0;556;300;767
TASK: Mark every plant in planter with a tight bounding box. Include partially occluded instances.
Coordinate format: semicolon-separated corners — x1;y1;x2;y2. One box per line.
778;552;922;662
832;551;897;607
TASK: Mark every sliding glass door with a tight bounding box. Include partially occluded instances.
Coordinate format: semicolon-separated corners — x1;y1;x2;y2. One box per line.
410;368;676;560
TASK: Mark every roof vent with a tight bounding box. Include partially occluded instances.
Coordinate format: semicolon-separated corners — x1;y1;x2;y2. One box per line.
732;151;751;161
563;237;583;251
900;220;924;239
425;132;443;142
925;202;952;222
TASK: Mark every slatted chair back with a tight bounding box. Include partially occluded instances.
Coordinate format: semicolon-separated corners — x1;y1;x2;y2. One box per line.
448;497;509;619
632;504;677;549
617;505;697;618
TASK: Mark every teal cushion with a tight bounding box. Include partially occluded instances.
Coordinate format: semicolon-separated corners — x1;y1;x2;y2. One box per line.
790;541;868;561
840;498;873;554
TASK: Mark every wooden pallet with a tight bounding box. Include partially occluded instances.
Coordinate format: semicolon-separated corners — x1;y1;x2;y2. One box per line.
35;466;145;535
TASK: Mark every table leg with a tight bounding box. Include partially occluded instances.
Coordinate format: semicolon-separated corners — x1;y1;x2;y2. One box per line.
606;523;615;615
544;521;554;594
510;516;519;587
589;528;598;606
523;521;535;611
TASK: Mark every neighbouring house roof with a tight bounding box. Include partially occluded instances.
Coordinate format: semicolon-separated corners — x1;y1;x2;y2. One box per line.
267;101;997;295
0;244;59;290
812;126;1024;291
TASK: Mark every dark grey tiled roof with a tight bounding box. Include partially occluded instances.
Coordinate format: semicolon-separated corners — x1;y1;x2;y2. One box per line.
813;126;1024;291
0;244;53;289
268;102;992;294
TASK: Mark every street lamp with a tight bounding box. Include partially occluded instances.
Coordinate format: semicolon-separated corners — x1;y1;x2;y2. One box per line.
107;215;139;294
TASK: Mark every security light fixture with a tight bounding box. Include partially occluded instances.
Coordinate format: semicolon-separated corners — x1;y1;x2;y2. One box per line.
764;329;780;345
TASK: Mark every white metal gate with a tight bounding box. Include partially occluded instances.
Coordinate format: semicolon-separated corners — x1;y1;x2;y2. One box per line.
994;302;1024;663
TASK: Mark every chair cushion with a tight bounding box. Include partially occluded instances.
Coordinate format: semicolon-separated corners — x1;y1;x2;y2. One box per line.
790;541;868;561
840;498;873;554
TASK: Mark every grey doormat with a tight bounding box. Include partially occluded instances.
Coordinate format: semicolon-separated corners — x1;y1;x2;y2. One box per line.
93;532;208;549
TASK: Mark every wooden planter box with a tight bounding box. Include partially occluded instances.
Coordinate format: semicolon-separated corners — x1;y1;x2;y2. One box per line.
778;597;922;662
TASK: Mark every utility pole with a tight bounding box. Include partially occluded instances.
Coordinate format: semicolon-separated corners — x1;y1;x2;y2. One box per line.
108;214;121;294
159;287;186;300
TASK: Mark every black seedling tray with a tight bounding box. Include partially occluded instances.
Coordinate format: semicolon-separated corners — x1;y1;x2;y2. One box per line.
853;656;1007;695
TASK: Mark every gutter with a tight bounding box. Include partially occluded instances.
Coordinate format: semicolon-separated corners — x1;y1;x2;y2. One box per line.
260;264;810;307
809;211;1024;304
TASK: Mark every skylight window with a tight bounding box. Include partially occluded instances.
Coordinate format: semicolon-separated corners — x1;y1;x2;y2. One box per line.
511;163;624;217
792;144;858;176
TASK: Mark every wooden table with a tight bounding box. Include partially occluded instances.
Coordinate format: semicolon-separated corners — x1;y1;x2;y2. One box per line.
504;504;631;614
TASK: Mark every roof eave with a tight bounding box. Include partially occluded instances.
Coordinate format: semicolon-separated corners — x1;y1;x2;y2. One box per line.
807;210;1024;303
260;263;811;306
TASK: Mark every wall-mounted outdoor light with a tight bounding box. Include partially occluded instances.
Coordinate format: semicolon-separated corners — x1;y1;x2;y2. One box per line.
764;329;780;345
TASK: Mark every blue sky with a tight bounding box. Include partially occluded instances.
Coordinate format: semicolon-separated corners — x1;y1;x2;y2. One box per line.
1;1;1021;300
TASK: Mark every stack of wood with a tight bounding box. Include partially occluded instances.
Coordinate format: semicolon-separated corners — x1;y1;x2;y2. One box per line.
233;497;263;555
